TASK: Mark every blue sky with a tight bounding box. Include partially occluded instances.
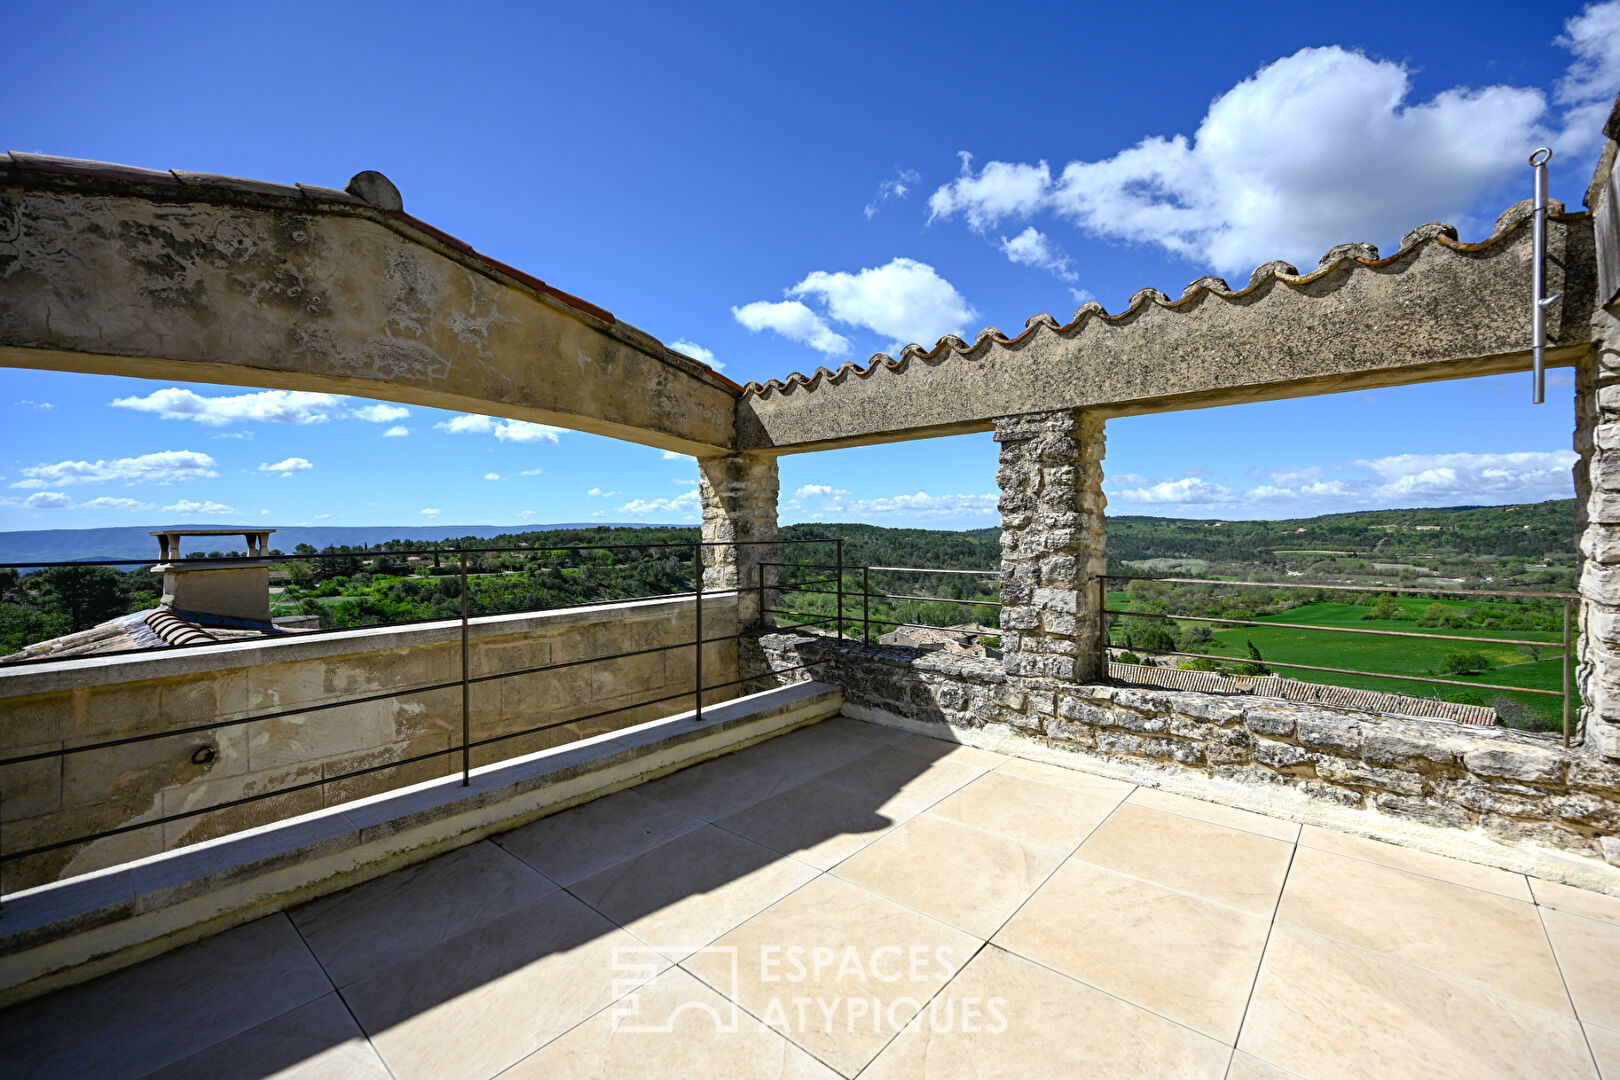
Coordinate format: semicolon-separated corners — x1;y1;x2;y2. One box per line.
4;0;1618;533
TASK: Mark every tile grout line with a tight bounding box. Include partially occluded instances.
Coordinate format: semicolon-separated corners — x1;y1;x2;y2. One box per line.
1533;901;1605;1079
1229;833;1300;1058
1294;832;1537;906
281;909;405;1080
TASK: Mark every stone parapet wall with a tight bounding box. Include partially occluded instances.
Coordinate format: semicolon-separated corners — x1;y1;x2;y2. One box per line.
0;594;738;891
746;630;1620;868
1583;305;1620;760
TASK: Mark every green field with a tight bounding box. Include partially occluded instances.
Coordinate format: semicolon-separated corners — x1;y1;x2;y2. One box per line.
1108;594;1574;726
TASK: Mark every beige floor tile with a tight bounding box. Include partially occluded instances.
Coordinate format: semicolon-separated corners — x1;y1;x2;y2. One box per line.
718;777;928;870
494;788;705;885
144;993;392;1080
1075;804;1294;916
685;874;981;1078
1299;825;1532;901
1240;923;1596;1080
814;745;988;808
1276;846;1568;1013
991;754;1136;799
834;813;1065;938
1544;908;1620;1030
929;770;1122;852
1588;1023;1620;1080
638;743;825;821
341;890;659;1080
995;860;1271;1043
861;945;1230;1080
502;966;838;1079
739;721;894;780
814;715;903;745
290;841;557;986
0;914;332;1079
1532;877;1620;927
887;732;1007;770
1127;786;1300;842
571;824;818;958
1226;1052;1307;1080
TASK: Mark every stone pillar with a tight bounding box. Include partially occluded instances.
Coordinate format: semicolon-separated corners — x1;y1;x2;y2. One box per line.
994;408;1108;716
1580;305;1620;760
700;453;779;626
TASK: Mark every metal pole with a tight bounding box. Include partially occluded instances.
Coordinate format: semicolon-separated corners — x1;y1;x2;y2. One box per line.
694;544;703;722
835;539;844;641
1563;595;1572;748
1530;147;1554;405
862;565;871;645
459;550;470;786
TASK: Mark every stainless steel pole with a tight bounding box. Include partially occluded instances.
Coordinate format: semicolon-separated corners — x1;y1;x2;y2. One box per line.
1530;147;1553;405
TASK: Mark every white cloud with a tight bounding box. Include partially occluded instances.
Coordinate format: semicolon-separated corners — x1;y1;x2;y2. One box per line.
420;507;441;518
618;489;702;515
820;491;1000;518
382;425;410;438
732;300;852;356
352;403;410;423
313;513;332;520
434;413;562;444
485;472;503;481
794;484;850;499
259;457;314;477
260;509;270;515
19;399;53;410
1356;451;1578;503
864;167;922;218
112;388;349;426
518;510;535;518
162;498;236;514
23;492;74;509
669;339;723;371
927;41;1592;275
520;467;545;476
12;450;219;488
661;451;690;461
1556;1;1620;157
999;227;1078;282
1115;477;1237;504
788;258;977;348
673;477;697;487
586;487;622;497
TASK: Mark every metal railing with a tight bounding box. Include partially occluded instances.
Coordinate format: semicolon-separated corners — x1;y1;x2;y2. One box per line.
0;537;837;893
760;547;1001;645
1099;574;1576;746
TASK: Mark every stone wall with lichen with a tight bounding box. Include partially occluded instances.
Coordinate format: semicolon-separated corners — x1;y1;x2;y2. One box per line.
745;630;1620;868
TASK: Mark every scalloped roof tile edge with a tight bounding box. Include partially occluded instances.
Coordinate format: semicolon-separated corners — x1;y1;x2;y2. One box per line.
740;199;1581;398
0;151;743;395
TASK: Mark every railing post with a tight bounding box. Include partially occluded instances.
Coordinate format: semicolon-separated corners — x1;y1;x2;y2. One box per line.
459;549;470;786
835;539;844;641
1564;595;1573;748
862;565;871;645
1098;574;1110;680
694;543;704;722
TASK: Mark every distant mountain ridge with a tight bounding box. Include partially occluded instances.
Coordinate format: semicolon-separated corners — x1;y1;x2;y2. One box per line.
0;524;665;564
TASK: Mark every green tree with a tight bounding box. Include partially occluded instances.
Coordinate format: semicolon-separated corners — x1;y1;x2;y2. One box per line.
1439;651;1492;675
1362;595;1405;621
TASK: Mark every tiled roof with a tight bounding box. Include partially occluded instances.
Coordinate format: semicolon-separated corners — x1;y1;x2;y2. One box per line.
1107;662;1500;726
741;199;1574;398
0;152;742;395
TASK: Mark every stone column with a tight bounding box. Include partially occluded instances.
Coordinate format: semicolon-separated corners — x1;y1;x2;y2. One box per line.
1580;305;1620;760
994;408;1108;718
700;453;779;626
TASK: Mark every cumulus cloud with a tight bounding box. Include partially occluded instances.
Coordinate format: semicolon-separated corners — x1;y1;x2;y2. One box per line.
794;484;851;499
82;497;155;511
586;487;622;497
1114;477;1237;505
618;489;701;515
661;450;691;462
382;425;410;438
19;400;52;410
732;300;852;356
420;507;441;518
1356;451;1578;503
163;498;237;514
864;167;922;218
999;227;1077;282
111;388;416;428
12;450;218;488
788;258;977;348
434;413;562;444
817;491;1000;518
352;403;410;423
23;492;75;509
259;457;313;477
485;473;503;481
520;467;545;476
669;339;723;371
926;18;1620;276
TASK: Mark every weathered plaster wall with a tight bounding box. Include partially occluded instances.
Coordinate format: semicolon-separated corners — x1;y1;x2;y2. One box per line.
739;206;1598;453
0;162;737;455
0;595;738;891
746;632;1620;870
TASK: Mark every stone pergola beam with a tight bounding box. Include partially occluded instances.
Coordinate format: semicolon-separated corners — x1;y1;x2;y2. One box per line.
738;206;1599;454
0;155;740;457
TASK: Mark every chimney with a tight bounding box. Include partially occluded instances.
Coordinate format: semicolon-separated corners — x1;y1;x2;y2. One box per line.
150;529;277;623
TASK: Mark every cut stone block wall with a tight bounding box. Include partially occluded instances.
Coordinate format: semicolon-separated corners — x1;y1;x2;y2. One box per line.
701;453;779;626
0;594;738;891
1582;305;1620;761
746;630;1620;868
995;408;1108;692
